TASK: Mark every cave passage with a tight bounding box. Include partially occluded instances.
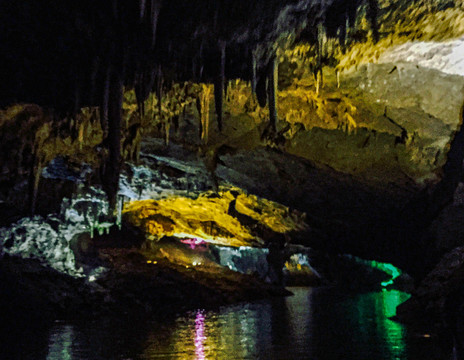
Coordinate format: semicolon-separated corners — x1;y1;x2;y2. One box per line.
1;3;464;357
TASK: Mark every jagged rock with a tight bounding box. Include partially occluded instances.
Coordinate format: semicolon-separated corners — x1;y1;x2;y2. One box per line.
123;187;308;248
283;252;322;286
397;246;464;325
214;245;269;277
0;216;83;276
279;58;464;188
1;0;464;334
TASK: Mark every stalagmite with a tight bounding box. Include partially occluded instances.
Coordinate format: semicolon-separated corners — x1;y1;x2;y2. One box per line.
214;41;226;132
267;57;278;132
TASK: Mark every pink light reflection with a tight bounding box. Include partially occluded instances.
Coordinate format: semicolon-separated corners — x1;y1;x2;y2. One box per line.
194;310;206;360
181;238;207;250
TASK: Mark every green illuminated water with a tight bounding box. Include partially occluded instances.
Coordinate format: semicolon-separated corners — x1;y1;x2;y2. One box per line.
4;287;452;360
371;261;402;287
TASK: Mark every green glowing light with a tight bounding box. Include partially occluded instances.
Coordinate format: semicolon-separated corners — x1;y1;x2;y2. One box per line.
372;262;402;287
337;289;410;359
380;290;410;358
348;255;403;287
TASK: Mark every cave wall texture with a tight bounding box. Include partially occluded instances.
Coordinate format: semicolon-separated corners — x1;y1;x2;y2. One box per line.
0;0;322;205
0;0;380;208
1;0;464;276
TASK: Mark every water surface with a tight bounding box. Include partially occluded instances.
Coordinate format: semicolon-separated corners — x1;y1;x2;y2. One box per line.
3;288;451;359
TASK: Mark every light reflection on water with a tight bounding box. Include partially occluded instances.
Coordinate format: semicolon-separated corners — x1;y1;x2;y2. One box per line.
35;288;452;360
194;311;206;360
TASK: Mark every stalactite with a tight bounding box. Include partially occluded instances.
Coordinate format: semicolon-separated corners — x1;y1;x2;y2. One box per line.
73;74;81;115
315;23;325;95
100;67;110;139
140;0;146;19
200;84;212;144
267;57;278;132
172;114;179;134
338;11;348;52
256;72;267;108
155;65;163;116
102;72;123;212
224;79;230;101
315;70;322;95
214;41;226;132
29;158;42;215
199;65;204;80
28;117;51;215
197;41;205;80
112;0;119;20
251;49;257;94
123;123;142;162
192;57;198;81
135;73;145;116
148;67;157;97
196;97;203;140
366;0;380;43
89;56;100;104
69;117;77;141
78;120;85;151
150;0;161;47
164;119;171;146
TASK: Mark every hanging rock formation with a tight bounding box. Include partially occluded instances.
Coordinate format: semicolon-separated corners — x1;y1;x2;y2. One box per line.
0;0;335;208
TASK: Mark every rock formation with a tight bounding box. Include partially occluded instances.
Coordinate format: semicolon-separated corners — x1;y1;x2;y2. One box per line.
1;0;464;332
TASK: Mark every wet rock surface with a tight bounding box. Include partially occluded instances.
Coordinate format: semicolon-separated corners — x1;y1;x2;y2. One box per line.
278;62;464;187
0;149;304;319
396;245;464;325
395;182;464;326
0;229;291;321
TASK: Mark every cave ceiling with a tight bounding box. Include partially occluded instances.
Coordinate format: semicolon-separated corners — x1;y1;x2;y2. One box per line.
0;0;367;112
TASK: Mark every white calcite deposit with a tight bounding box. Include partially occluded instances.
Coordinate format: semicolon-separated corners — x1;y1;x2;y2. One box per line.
0;216;84;277
380;36;464;77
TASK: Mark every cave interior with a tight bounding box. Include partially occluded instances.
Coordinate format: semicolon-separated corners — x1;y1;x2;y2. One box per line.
1;0;464;352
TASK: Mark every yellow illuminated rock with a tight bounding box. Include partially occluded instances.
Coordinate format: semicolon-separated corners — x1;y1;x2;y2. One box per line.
123;188;308;247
